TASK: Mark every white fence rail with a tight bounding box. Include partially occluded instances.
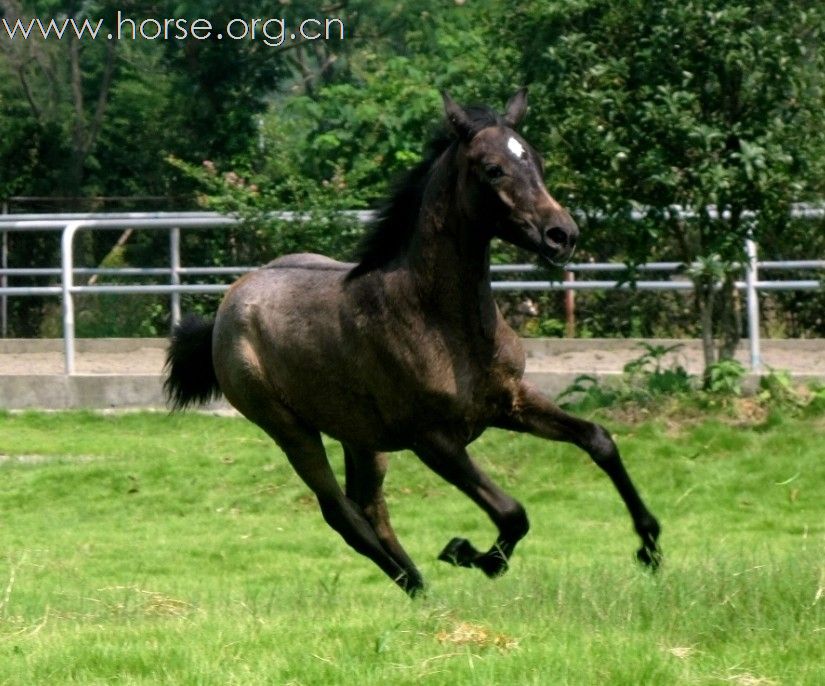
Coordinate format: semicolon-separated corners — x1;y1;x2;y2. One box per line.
1;210;823;375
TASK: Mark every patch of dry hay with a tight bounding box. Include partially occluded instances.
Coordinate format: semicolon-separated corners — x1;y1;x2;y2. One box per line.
435;621;518;652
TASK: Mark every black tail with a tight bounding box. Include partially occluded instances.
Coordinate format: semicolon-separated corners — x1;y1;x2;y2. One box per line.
164;314;222;411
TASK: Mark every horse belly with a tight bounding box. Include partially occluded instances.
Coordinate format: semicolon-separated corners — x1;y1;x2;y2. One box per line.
268;335;522;450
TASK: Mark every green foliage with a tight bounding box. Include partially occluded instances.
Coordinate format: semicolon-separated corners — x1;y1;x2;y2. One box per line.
1;0;824;342
501;0;825;368
246;2;518;208
623;342;683;375
522;316;566;338
265;74;441;206
556;374;622;411
168;155;363;262
623;342;693;395
704;358;747;396
559;343;825;417
560;343;694;410
806;384;825;415
513;0;825;219
757;368;806;410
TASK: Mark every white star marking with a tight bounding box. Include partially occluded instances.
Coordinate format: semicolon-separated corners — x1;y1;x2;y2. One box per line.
507;136;525;159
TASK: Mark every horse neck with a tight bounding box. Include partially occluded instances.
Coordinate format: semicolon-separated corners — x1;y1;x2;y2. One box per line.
403;151;498;337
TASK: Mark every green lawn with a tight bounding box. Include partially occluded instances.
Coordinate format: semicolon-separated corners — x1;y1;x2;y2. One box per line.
0;409;822;685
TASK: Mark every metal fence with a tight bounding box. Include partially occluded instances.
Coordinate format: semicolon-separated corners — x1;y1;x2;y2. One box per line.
1;210;823;375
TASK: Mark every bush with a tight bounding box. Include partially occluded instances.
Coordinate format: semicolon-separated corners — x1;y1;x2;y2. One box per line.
557;343;825;417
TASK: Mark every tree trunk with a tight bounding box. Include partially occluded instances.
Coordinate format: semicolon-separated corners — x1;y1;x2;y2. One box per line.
717;273;742;361
696;277;717;384
67;38;117;194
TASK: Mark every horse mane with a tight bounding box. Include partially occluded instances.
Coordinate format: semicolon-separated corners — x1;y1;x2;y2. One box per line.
346;105;505;280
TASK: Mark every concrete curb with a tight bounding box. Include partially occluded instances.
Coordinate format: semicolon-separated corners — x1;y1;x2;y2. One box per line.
2;371;824;411
0;374;169;410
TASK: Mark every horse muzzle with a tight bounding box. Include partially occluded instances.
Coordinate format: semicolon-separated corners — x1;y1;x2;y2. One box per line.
540;220;579;266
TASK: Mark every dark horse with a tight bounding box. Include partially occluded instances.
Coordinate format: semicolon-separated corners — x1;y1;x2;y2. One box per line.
165;90;661;596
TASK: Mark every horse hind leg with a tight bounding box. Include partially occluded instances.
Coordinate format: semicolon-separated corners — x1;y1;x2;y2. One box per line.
246;397;420;595
215;343;422;594
414;439;530;578
343;445;424;593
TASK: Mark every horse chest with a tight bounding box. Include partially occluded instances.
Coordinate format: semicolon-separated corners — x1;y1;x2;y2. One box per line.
397;334;524;428
342;282;526;444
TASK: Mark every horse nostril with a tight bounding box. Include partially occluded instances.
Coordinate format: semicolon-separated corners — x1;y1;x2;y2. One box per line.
545;226;571;247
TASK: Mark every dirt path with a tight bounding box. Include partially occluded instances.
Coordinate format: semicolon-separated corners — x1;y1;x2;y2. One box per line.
523;339;825;375
1;338;823;376
0;348;168;375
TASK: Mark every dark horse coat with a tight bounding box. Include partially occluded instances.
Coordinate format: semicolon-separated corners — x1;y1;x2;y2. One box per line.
165;91;661;595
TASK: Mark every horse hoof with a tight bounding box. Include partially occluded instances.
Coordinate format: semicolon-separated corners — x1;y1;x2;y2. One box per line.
398;571;426;598
636;545;662;571
438;537;478;568
405;580;427;599
474;552;509;579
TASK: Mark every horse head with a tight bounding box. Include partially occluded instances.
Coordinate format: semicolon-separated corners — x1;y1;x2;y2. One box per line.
443;89;579;266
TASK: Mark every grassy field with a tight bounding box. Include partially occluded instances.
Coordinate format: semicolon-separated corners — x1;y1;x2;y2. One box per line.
0;408;822;685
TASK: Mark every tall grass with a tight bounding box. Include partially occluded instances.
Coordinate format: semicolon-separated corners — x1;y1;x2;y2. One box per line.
0;410;822;685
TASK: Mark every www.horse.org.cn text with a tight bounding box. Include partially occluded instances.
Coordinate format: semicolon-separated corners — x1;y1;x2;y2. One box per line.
1;12;346;48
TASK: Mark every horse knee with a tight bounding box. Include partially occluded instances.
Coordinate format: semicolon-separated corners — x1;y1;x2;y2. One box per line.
582;423;618;464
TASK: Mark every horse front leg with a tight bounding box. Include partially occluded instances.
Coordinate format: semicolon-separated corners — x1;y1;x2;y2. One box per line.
415;437;530;578
499;382;662;569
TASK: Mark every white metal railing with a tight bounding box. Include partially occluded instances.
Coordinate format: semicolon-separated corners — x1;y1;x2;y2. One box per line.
1;209;823;374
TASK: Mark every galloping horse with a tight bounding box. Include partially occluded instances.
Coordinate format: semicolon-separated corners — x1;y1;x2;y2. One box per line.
165;90;661;595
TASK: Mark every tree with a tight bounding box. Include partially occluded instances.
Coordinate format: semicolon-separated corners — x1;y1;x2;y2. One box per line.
505;0;825;374
0;0;317;198
245;1;518;208
0;0;120;195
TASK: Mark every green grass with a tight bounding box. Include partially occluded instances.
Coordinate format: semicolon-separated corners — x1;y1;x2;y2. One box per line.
0;409;823;685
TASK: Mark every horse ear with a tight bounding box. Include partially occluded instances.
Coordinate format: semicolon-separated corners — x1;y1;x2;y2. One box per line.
503;87;528;128
442;91;475;141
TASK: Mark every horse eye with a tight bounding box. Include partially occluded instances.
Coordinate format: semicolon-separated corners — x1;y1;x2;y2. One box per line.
485;164;505;180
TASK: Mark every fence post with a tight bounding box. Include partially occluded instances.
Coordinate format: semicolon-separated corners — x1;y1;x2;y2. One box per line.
1;200;7;338
61;222;83;375
564;270;576;337
170;227;181;331
745;235;762;371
